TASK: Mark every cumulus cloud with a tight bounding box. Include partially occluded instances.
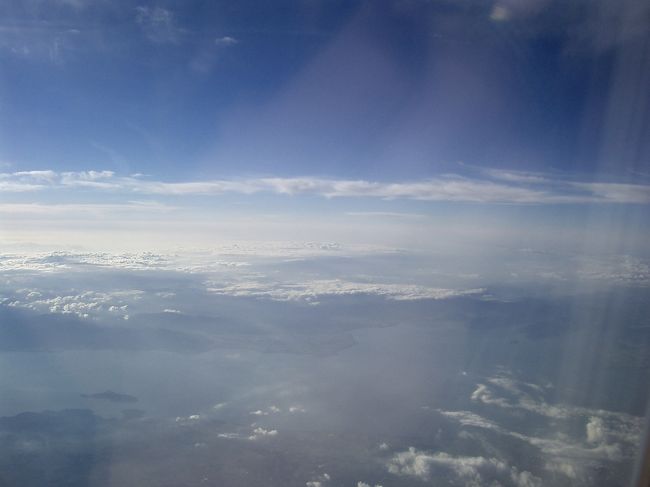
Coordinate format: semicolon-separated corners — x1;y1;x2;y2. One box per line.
439;373;644;485
387;447;542;487
175;414;201;425
248;427;278;440
510;469;543;487
0;243;388;275
387;447;535;486
306;473;330;487
0;251;169;272
586;416;606;444
4;289;135;320
0;250;250;273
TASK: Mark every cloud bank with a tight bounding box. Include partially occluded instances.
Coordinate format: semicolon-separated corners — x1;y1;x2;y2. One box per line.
2;169;649;204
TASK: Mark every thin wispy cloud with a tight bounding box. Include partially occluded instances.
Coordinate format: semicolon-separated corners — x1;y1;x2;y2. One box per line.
215;36;238;46
135;6;181;44
1;169;650;204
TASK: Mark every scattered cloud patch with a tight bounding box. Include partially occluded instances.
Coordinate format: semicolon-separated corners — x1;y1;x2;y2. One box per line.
248;427;278;440
306;473;330;487
439;373;644;485
217;432;242;440
3;289;135;320
386;447;540;486
175;414;201;425
215;36;238;46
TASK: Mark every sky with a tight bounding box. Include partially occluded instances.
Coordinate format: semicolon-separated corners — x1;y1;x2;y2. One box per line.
1;2;650;486
0;0;649;250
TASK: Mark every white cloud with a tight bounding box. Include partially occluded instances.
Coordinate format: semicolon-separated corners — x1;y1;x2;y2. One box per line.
572;181;650;204
250;405;282;416
576;254;650;286
510;468;543;487
4;289;135;320
135;6;181;44
440;373;644;485
346;211;426;219
437;410;502;431
306;473;330;487
471;377;643;431
217;432;242;440
12;170;58;181
387;447;542;487
544;460;582;480
207;279;484;302
0;244;390;275
2;169;649;204
0;201;177;217
472;380;575;419
586;416;606;444
248;427;278;440
215;36;238;46
0;250;249;273
387;448;508;485
484;169;549;184
175;414;201;424
470;383;514;409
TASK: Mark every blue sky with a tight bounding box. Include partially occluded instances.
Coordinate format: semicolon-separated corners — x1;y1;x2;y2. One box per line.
1;5;649;484
0;0;649;250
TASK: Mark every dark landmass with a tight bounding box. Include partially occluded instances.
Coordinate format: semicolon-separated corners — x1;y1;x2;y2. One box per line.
121;409;146;420
81;391;138;404
0;306;358;356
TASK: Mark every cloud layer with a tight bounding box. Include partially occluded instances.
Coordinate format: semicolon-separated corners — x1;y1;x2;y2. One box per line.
2;169;649;204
